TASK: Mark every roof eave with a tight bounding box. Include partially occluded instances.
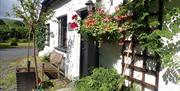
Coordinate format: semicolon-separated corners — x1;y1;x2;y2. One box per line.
42;0;56;8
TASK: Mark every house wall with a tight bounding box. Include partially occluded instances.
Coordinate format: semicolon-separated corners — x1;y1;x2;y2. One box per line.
39;0;92;80
39;0;180;90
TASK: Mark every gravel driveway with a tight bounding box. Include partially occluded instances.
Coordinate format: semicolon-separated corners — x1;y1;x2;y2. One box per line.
0;48;33;67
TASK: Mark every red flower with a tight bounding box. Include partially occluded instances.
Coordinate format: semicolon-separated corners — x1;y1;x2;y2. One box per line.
97;8;105;15
103;16;111;22
72;14;78;20
114;15;126;21
69;22;78;30
85;18;96;28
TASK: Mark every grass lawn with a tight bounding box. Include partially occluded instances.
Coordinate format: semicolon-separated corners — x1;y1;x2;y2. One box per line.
0;56;40;90
0;42;33;48
0;56;66;91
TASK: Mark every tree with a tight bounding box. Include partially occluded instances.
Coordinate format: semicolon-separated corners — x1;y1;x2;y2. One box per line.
13;0;54;87
0;19;6;25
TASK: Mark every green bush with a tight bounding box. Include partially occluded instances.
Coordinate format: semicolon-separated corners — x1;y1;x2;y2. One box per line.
0;71;16;90
40;55;50;63
75;67;125;91
38;80;54;90
9;38;18;46
18;39;28;43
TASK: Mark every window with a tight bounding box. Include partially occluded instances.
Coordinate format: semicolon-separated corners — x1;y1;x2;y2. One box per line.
45;24;50;46
57;15;67;52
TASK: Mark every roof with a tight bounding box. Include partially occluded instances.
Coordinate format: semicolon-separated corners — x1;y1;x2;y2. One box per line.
42;0;57;7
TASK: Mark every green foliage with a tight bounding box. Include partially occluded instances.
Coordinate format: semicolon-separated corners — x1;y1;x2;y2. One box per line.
40;55;50;63
120;83;141;91
9;38;18;46
75;67;125;91
137;30;163;53
138;7;180;69
18;39;28;43
0;19;6;25
0;25;10;42
80;6;121;42
113;4;129;17
38;80;54;90
13;0;54;30
0;20;29;42
0;70;16;90
36;28;46;51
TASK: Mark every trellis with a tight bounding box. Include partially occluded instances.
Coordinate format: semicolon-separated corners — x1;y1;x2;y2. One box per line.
121;0;164;91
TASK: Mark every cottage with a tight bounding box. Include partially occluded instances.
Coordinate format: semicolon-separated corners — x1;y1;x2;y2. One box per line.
40;0;180;91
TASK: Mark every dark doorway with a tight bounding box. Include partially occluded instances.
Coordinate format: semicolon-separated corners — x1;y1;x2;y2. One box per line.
79;10;99;77
80;39;98;77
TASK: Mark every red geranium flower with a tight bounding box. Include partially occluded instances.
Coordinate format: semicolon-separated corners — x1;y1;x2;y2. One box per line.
114;15;126;21
72;14;78;20
103;16;111;22
70;22;78;30
85;18;96;28
97;8;105;15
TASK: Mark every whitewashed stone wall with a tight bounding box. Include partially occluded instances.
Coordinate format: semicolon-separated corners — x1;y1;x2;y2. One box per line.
39;0;180;90
39;0;91;80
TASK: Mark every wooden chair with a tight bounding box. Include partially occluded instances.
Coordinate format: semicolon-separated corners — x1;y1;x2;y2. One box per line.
42;50;64;79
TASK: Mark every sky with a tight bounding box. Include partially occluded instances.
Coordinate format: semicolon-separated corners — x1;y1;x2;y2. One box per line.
0;0;20;19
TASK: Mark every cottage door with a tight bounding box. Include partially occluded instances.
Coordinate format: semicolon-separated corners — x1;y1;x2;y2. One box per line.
79;10;99;77
80;39;98;77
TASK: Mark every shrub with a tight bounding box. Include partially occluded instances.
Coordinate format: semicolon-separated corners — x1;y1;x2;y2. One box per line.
18;39;28;43
38;80;54;90
40;55;50;63
9;38;18;46
75;67;125;91
0;71;16;90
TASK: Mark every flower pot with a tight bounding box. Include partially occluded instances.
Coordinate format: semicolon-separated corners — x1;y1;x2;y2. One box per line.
16;67;36;91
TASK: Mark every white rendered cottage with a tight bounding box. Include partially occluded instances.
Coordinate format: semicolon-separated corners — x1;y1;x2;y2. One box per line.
39;0;180;91
39;0;122;80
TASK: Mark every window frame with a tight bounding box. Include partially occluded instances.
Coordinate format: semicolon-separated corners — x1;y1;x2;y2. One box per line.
56;15;67;52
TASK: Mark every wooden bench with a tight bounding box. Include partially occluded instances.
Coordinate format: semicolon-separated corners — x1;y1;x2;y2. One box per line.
42;50;65;79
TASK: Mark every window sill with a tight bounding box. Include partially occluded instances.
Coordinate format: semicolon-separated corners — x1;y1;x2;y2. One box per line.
55;47;67;53
45;44;50;46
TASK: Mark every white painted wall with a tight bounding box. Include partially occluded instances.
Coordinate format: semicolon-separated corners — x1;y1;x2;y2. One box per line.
99;1;180;91
39;0;180;90
99;42;123;74
39;0;90;80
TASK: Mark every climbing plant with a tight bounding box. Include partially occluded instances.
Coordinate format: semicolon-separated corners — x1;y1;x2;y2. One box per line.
153;7;180;69
36;27;46;51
